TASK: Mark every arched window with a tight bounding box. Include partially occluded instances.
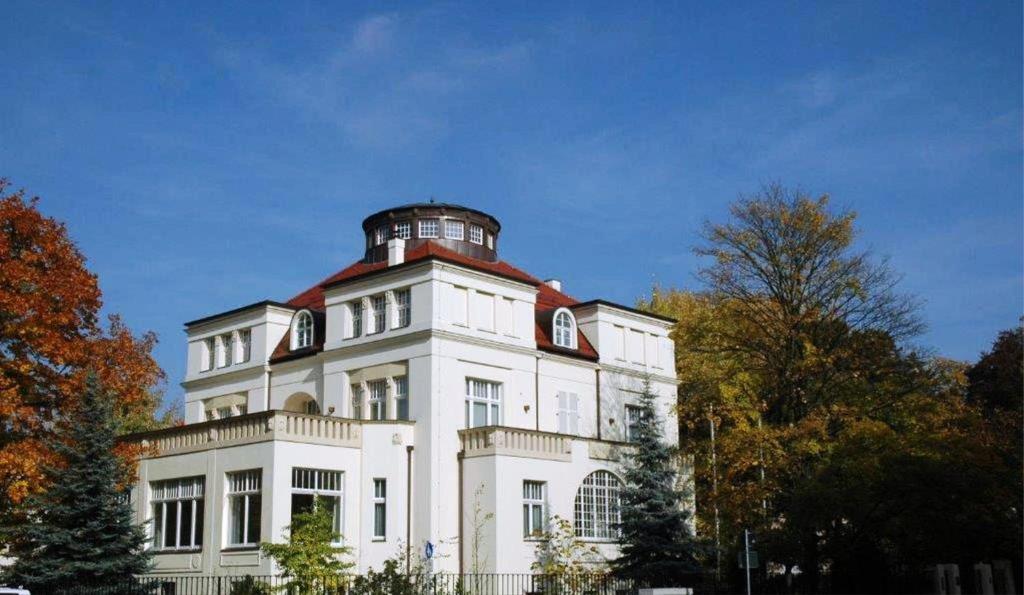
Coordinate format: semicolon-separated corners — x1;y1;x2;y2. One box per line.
292;311;313;349
553;309;576;349
573;470;622;540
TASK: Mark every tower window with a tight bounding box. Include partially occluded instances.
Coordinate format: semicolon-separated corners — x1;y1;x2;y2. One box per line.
419;219;439;238
394;222;411;239
374;225;389;246
469;224;484;244
445;220;464;241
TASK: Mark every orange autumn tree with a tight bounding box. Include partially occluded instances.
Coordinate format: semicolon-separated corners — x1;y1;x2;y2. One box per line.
0;178;165;515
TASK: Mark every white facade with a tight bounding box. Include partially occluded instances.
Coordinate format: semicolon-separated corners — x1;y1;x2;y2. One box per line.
127;204;682;576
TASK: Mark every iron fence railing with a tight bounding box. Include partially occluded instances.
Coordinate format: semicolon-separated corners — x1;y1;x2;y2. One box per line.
39;573;668;595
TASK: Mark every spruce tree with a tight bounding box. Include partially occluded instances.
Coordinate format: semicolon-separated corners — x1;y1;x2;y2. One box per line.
613;379;701;586
3;374;151;592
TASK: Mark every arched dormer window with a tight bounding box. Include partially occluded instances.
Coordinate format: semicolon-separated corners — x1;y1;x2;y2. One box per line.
553;309;577;349
291;310;314;350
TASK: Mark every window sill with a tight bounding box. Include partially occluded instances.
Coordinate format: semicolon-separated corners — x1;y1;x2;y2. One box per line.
222;545;260;552
371;537;386;542
153;548;202;554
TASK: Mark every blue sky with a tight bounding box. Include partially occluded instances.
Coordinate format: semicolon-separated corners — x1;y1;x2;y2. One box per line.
2;1;1021;410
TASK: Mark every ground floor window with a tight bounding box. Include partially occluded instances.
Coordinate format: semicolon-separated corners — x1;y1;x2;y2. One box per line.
291;467;343;543
151;476;204;550
373;479;387;540
226;470;261;547
523;480;546;538
573;471;622;540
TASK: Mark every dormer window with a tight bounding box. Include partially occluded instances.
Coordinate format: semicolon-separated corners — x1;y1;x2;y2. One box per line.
394;221;411;239
553;309;577;349
374;226;389;246
292;311;314;349
419;219;439;238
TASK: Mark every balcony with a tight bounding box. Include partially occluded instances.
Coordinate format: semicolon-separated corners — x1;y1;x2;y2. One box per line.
459;426;637;463
126;411;410;458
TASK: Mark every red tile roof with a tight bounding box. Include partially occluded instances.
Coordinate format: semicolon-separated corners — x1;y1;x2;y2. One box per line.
270;241;599;363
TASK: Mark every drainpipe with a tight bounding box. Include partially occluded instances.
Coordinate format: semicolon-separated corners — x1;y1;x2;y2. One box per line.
264;368;272;411
595;368;602;440
457;451;465;574
405;445;414;573
534;355;541;430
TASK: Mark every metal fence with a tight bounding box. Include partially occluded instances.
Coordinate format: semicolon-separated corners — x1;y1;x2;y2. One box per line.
42;573;650;595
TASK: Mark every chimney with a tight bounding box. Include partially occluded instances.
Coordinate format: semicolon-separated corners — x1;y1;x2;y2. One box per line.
544;278;562;292
387;238;406;266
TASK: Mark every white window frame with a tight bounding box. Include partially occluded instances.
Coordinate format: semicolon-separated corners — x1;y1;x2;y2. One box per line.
291;468;344;544
419;219;439;238
219;333;233;367
226;470;261;547
202;338;215;372
151;476;204;551
237;329;251;363
368;380;386;421
292;311;313;349
523;480;546;539
445;220;465;240
395;289;411;328
395;376;409;420
573;470;622;541
394;221;411;239
351;301;363;338
486;233;494;249
625;404;644;442
374;225;389;246
469;224;484;244
371;295;387;334
553;309;577;349
465;378;501;428
351;384;363;419
557;391;580;435
372;479;387;540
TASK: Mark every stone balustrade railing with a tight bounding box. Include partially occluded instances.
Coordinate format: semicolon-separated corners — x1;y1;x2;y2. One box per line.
128;411;365;458
459;426;573;462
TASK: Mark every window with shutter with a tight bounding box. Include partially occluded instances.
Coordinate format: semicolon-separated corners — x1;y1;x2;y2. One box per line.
557;391;580;435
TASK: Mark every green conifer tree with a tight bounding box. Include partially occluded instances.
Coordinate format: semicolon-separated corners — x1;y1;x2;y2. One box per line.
613;379;702;586
3;374;151;592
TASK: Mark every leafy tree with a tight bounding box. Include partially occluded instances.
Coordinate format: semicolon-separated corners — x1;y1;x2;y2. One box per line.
260;498;353;592
0;179;165;522
613;380;701;586
531;515;605;576
2;374;151;593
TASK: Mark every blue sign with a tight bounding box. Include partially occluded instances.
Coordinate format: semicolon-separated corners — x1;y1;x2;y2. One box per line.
424;541;434;559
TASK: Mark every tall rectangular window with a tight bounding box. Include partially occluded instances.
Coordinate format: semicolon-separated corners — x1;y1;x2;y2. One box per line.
625;405;644;442
368;380;386;420
419;219;439;238
291;468;343;544
373;479;387;540
238;329;251;363
394;221;411;239
395;289;411;328
557;392;580;435
351;384;363;420
202;338;215;372
372;295;387;333
394;376;409;420
374;225;389;246
523;480;546;538
227;470;261;547
445;220;464;240
465;379;501;428
218;334;233;368
351;301;363;338
151;476;204;551
469;224;484;244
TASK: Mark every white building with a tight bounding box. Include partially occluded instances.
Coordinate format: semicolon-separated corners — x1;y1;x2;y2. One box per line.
126;203;681;577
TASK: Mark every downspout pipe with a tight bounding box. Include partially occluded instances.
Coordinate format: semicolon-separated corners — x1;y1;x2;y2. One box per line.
406;445;414;573
595;368;602;440
457;451;465;574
